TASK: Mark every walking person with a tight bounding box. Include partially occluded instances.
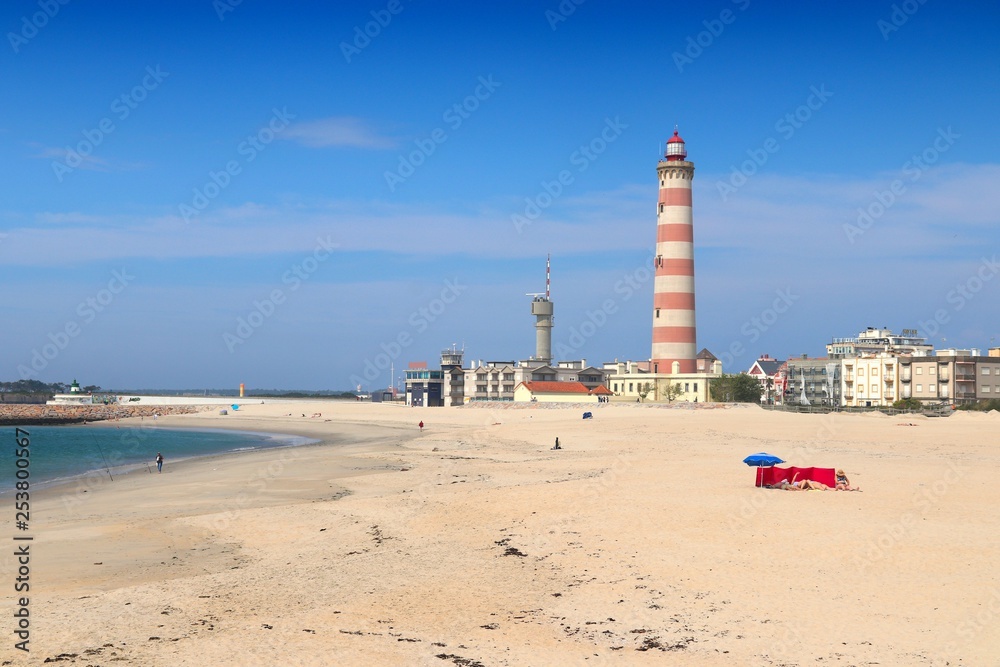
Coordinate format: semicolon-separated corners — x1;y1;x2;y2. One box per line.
155;452;164;473
418;421;424;432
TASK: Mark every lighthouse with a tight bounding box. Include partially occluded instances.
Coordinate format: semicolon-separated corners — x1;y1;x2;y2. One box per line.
651;128;697;374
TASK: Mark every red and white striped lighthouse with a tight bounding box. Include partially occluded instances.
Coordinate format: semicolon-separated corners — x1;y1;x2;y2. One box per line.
651;128;696;374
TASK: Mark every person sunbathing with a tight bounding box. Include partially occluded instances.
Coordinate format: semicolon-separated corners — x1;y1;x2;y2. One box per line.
779;474;804;490
835;469;860;491
779;473;828;491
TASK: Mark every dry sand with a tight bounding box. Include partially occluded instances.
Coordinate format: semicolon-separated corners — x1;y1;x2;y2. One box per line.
4;402;999;666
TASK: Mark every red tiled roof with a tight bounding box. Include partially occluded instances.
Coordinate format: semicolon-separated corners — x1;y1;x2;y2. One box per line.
518;381;601;395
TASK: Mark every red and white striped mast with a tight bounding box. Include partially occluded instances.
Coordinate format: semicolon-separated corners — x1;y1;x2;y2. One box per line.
651;127;697;374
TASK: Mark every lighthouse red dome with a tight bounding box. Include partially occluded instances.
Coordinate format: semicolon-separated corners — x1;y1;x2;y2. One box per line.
665;128;687;161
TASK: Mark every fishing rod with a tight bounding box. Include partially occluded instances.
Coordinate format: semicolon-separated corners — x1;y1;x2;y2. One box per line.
87;427;114;481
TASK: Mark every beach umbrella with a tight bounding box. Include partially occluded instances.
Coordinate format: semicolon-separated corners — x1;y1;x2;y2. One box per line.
743;452;785;487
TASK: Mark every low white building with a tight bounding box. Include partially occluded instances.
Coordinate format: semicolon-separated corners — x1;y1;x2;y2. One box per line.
603;350;722;403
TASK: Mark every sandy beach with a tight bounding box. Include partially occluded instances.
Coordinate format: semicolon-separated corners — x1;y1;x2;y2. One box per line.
5;401;999;666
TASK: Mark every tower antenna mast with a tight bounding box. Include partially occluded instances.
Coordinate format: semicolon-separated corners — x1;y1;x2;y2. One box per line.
546;253;551;299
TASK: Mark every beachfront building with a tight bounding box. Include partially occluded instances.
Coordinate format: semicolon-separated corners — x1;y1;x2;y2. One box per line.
783;356;842;407
899;349;1000;405
746;354;784;405
603;357;718;403
974;352;1000;400
513;381;612;403
461;358;605;403
827;327;932;358
842;354;900;407
404;361;445;407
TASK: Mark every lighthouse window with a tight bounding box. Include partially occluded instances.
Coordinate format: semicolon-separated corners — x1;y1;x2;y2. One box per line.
659;204;664;213
656;309;660;318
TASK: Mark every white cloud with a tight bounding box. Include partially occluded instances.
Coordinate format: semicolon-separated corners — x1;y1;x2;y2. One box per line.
281;116;397;149
1;163;996;269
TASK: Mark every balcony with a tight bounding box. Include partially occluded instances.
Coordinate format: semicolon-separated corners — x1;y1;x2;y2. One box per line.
901;371;911;382
884;373;895;383
844;374;854;383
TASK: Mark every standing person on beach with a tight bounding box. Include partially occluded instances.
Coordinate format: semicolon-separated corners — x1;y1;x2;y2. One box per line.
418;421;424;431
155;452;164;473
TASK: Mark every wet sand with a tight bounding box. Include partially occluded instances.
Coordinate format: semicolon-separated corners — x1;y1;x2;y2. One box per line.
6;402;999;665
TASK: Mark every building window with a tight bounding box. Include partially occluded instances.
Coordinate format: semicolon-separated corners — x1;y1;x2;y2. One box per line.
983;368;992;375
477;373;486;381
871;384;878;395
916;384;922;392
930;383;936;392
693;382;698;392
982;385;991;393
684;382;690;391
858;368;865;376
503;384;514;392
477;385;487;393
504;373;514;381
613;383;618;392
916;367;923;375
629;383;634;392
929;367;936;375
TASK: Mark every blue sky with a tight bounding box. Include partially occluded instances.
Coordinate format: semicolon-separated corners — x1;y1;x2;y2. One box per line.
2;0;998;391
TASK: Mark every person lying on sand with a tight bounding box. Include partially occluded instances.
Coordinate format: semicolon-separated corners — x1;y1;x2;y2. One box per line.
778;473;828;491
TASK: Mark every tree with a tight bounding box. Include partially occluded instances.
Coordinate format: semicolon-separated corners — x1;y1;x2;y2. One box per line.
892;397;922;411
709;373;763;403
661;381;684;402
637;382;653;402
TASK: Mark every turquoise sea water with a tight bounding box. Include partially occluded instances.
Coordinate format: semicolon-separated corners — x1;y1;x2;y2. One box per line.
2;424;316;492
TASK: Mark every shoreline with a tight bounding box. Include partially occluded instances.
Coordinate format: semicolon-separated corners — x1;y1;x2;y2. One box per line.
15;401;1000;665
1;424;325;497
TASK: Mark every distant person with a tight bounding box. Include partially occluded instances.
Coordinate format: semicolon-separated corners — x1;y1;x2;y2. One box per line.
418;421;424;431
155;452;164;473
